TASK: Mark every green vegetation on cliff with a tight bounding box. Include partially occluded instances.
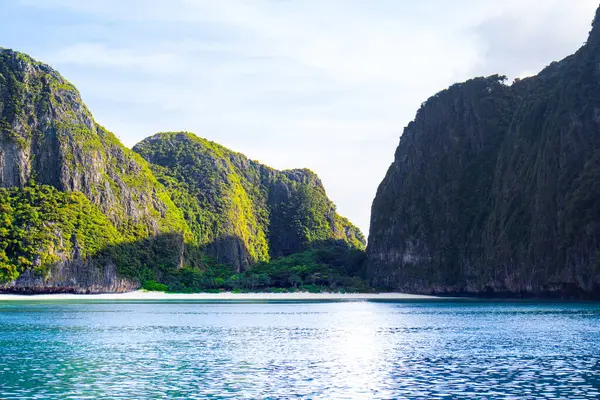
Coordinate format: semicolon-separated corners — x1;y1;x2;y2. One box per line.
0;49;366;293
133;132;365;272
0;48;195;291
0;185;120;282
143;241;370;293
0;48;191;241
0;185;188;288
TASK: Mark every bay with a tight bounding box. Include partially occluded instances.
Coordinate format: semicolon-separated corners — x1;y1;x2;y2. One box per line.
0;300;599;399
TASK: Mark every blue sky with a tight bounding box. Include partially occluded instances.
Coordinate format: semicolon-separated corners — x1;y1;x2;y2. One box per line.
2;0;598;235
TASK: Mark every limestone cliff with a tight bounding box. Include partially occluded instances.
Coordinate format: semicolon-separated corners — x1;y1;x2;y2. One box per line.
367;7;600;298
133;132;365;272
0;49;190;292
0;49;364;292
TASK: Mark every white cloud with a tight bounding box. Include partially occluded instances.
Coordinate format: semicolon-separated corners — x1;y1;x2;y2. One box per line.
12;0;600;235
470;0;598;77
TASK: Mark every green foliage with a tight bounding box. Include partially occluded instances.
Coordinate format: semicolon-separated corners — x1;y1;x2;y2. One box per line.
0;49;192;286
108;232;187;283
75;127;192;244
156;242;370;293
133;132;365;271
0;48;81;147
0;185;121;282
248;242;369;291
0;49;366;294
142;280;168;292
0;185;188;286
0;186;369;292
133;132;270;266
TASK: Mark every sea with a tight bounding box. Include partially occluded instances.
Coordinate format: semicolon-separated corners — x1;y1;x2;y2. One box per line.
0;300;598;399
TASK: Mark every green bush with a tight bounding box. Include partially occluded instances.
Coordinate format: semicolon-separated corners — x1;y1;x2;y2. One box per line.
0;185;121;283
152;242;372;293
142;280;168;292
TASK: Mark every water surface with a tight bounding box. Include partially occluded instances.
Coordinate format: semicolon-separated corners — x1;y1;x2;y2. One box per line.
0;300;598;399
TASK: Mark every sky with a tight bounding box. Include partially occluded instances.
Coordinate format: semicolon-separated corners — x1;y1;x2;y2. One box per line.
2;0;598;235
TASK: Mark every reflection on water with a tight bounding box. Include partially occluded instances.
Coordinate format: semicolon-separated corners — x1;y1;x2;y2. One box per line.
0;300;599;399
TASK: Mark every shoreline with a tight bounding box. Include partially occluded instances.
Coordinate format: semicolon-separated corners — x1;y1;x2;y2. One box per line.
0;290;442;301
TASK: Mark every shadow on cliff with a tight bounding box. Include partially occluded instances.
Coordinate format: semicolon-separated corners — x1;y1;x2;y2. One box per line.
97;233;261;282
1;233;367;294
0;232;191;294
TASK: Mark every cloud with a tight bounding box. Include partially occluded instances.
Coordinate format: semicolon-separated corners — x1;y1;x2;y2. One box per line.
471;0;598;78
9;0;600;235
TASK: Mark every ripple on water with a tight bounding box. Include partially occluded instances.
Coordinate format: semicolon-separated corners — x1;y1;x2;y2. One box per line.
0;301;598;399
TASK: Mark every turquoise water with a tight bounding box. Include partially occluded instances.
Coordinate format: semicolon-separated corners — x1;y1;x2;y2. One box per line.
0;300;599;399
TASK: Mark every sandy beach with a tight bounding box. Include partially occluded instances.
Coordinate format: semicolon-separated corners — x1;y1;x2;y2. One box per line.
0;290;442;301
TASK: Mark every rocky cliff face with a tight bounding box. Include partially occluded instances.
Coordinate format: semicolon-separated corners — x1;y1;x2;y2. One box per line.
0;49;364;292
134;132;365;272
0;49;189;292
367;8;600;298
0;49;188;238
